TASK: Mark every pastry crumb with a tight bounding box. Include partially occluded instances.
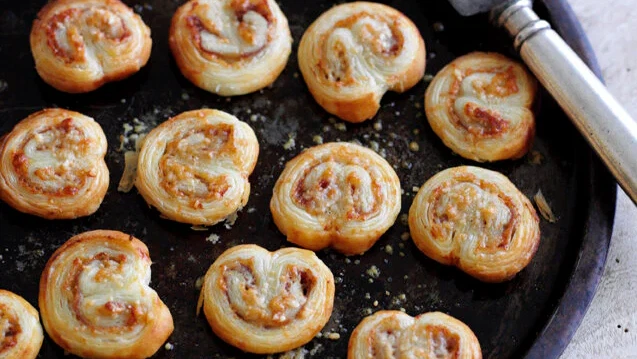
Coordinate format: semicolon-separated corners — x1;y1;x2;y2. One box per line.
534;190;557;223
118;151;139;193
528;150;544;165
191;225;208;231
326;333;340;340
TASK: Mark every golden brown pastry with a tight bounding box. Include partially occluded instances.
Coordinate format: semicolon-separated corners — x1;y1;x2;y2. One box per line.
30;0;152;93
298;2;426;123
0;109;109;219
425;52;537;162
348;310;482;359
270;142;401;255
198;244;334;354
135;109;259;226
39;230;174;359
409;166;540;282
169;0;292;96
0;290;44;359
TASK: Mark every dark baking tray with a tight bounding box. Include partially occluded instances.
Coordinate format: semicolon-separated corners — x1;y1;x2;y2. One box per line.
0;0;616;358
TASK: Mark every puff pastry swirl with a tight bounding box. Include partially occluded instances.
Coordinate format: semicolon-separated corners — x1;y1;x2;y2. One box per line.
30;0;152;93
0;109;109;219
198;244;335;354
298;2;426;123
409;166;540;282
348;311;481;359
271;142;401;255
135;109;259;226
0;290;44;359
169;0;292;96
38;230;174;359
425;52;537;162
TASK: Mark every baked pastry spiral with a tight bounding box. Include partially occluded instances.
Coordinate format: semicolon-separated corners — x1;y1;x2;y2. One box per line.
0;290;44;359
169;0;292;96
30;0;152;93
298;2;426;123
348;311;481;359
198;244;335;354
409;166;540;283
270;142;401;255
425;52;537;162
39;230;174;359
0;109;109;219
135;109;259;226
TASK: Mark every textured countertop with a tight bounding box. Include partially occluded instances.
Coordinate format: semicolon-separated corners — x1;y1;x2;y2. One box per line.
561;0;637;358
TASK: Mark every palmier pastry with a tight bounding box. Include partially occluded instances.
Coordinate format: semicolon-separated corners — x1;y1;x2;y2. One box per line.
425;52;537;162
135;109;259;226
198;244;335;354
348;311;481;359
30;0;152;93
0;109;109;219
271;142;401;255
169;0;292;96
39;230;174;359
0;290;44;359
409;166;540;282
298;2;426;123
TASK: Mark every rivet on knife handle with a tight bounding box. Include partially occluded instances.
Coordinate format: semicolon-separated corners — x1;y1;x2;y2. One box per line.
493;0;637;205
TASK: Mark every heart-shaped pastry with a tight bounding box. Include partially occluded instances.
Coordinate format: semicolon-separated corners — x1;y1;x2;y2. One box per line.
38;230;174;359
198;244;335;354
170;0;292;96
409;166;540;282
30;0;152;93
425;52;537;162
270;142;401;255
0;109;109;219
0;290;44;359
298;2;426;123
135;109;259;226
348;310;482;359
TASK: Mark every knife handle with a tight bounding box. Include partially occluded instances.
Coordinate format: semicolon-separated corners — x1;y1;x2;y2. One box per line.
493;0;637;205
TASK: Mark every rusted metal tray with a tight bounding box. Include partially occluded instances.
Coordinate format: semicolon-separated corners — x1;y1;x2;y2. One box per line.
0;0;616;358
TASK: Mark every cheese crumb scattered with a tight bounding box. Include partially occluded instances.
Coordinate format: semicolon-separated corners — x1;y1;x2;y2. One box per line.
164;343;174;351
283;135;296;150
412;186;420;193
195;276;205;290
334;122;347;132
312;135;323;144
191;225;208;231
400;214;409;225
409;142;420;152
326;333;340;340
373;121;383;131
373;300;378;307
400;232;410;241
384;245;393;255
366;265;380;278
205;233;220;244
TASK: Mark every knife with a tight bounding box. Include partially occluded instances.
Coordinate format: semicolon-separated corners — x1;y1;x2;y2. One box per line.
448;0;637;205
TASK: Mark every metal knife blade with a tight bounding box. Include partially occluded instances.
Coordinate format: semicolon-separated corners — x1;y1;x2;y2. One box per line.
447;0;511;16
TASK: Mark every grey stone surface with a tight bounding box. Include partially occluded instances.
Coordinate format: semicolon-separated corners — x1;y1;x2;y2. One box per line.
562;1;637;357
